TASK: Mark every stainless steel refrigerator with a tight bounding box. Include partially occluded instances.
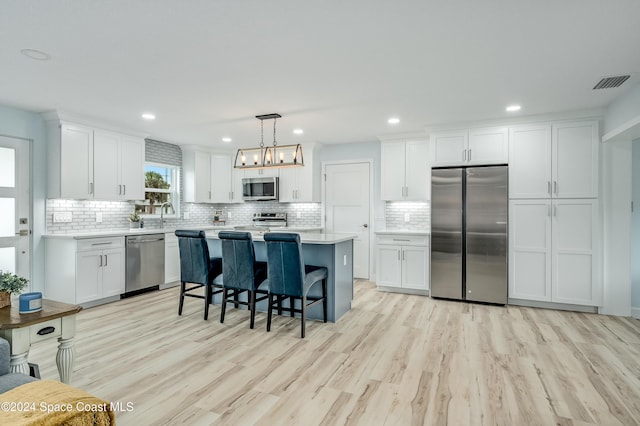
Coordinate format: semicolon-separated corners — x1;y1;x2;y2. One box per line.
430;166;508;304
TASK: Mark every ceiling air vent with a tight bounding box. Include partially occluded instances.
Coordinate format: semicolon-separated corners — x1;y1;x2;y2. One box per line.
593;75;630;90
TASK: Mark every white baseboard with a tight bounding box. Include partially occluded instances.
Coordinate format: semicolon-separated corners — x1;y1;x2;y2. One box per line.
632;307;640;319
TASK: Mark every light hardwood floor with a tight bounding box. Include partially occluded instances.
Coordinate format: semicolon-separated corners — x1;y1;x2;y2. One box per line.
27;281;640;425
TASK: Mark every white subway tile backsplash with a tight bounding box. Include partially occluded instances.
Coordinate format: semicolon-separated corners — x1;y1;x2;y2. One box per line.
384;201;430;231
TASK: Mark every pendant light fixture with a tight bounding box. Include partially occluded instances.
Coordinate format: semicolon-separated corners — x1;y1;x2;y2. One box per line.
234;113;304;169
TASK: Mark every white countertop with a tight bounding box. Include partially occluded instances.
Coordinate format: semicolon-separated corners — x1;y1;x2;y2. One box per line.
375;229;430;236
43;225;327;240
206;231;356;245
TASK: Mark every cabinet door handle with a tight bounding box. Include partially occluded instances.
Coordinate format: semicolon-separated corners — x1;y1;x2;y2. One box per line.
123;185;126;195
99;255;103;267
554;181;557;195
553;205;557;217
118;184;122;195
89;182;94;195
402;251;405;261
468;149;472;161
463;149;467;161
548;181;551;195
104;255;108;266
547;205;551;217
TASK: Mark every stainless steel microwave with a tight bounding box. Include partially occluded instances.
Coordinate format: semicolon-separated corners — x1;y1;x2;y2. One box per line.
242;177;279;201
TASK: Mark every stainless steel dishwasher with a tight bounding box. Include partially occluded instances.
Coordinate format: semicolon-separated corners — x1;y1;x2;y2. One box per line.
125;233;165;296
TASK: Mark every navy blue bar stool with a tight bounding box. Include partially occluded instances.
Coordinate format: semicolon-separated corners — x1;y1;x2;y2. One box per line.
263;232;327;338
175;230;223;320
218;231;269;329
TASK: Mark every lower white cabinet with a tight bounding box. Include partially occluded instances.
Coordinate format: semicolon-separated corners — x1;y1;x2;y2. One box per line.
375;233;429;293
509;199;601;306
45;237;125;305
164;232;180;285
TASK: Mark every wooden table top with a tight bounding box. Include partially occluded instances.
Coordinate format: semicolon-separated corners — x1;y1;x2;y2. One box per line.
0;299;82;329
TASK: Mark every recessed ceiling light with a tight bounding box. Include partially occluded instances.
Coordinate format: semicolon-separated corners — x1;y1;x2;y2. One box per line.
388;117;400;124
293;129;304;135
20;49;51;61
222;137;232;143
506;105;521;112
141;113;156;120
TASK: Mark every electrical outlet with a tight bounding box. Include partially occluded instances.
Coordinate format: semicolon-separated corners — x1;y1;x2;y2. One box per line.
404;213;410;222
227;212;232;219
96;212;102;223
183;212;190;220
53;212;72;223
297;211;301;219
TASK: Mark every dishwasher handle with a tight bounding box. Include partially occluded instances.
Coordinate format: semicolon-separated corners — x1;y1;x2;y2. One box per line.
127;236;165;244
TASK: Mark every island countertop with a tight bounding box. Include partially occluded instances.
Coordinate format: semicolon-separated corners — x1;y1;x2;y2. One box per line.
205;231;356;245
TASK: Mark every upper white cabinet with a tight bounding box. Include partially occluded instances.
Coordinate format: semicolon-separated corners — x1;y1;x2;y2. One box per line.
552;121;599;199
47;120;145;200
509;121;599;199
381;140;429;201
430;127;508;167
183;151;241;203
279;145;318;202
48;122;94;199
509;199;601;306
93;130;145;200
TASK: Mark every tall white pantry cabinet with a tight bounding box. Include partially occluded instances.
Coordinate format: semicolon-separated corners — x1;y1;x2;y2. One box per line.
508;121;601;307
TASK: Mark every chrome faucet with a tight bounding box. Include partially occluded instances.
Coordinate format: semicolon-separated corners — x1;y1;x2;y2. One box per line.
160;202;174;229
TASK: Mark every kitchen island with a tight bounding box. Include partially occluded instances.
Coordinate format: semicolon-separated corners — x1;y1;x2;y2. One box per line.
205;232;356;322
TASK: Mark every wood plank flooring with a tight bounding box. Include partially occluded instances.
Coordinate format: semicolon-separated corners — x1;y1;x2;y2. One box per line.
26;281;640;425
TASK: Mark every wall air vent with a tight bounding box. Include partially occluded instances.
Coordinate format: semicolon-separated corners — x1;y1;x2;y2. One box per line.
593;75;630;90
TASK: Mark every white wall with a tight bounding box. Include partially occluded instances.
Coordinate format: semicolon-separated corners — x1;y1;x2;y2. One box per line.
632;140;640;318
604;83;640;134
601;83;640;317
0;104;47;292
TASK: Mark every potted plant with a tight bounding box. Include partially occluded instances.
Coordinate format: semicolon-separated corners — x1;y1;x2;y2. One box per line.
0;270;29;308
129;209;141;229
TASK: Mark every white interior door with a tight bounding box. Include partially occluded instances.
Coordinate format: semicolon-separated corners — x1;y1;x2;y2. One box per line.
0;136;30;282
324;162;370;279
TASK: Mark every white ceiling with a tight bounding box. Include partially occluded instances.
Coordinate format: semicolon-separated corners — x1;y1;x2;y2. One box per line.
1;0;639;148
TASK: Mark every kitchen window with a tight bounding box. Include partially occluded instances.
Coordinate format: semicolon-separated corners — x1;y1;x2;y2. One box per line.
135;162;180;218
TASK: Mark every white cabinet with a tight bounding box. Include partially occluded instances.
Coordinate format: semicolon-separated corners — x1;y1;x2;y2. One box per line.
45;237;125;305
279;146;317;202
509;199;601;306
380;140;429;201
375;233;429;293
46;120;145;200
93;130;145;200
47;122;94;199
509;121;599;199
210;155;233;203
184;151;240;203
430;127;508;167
164;232;180;285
